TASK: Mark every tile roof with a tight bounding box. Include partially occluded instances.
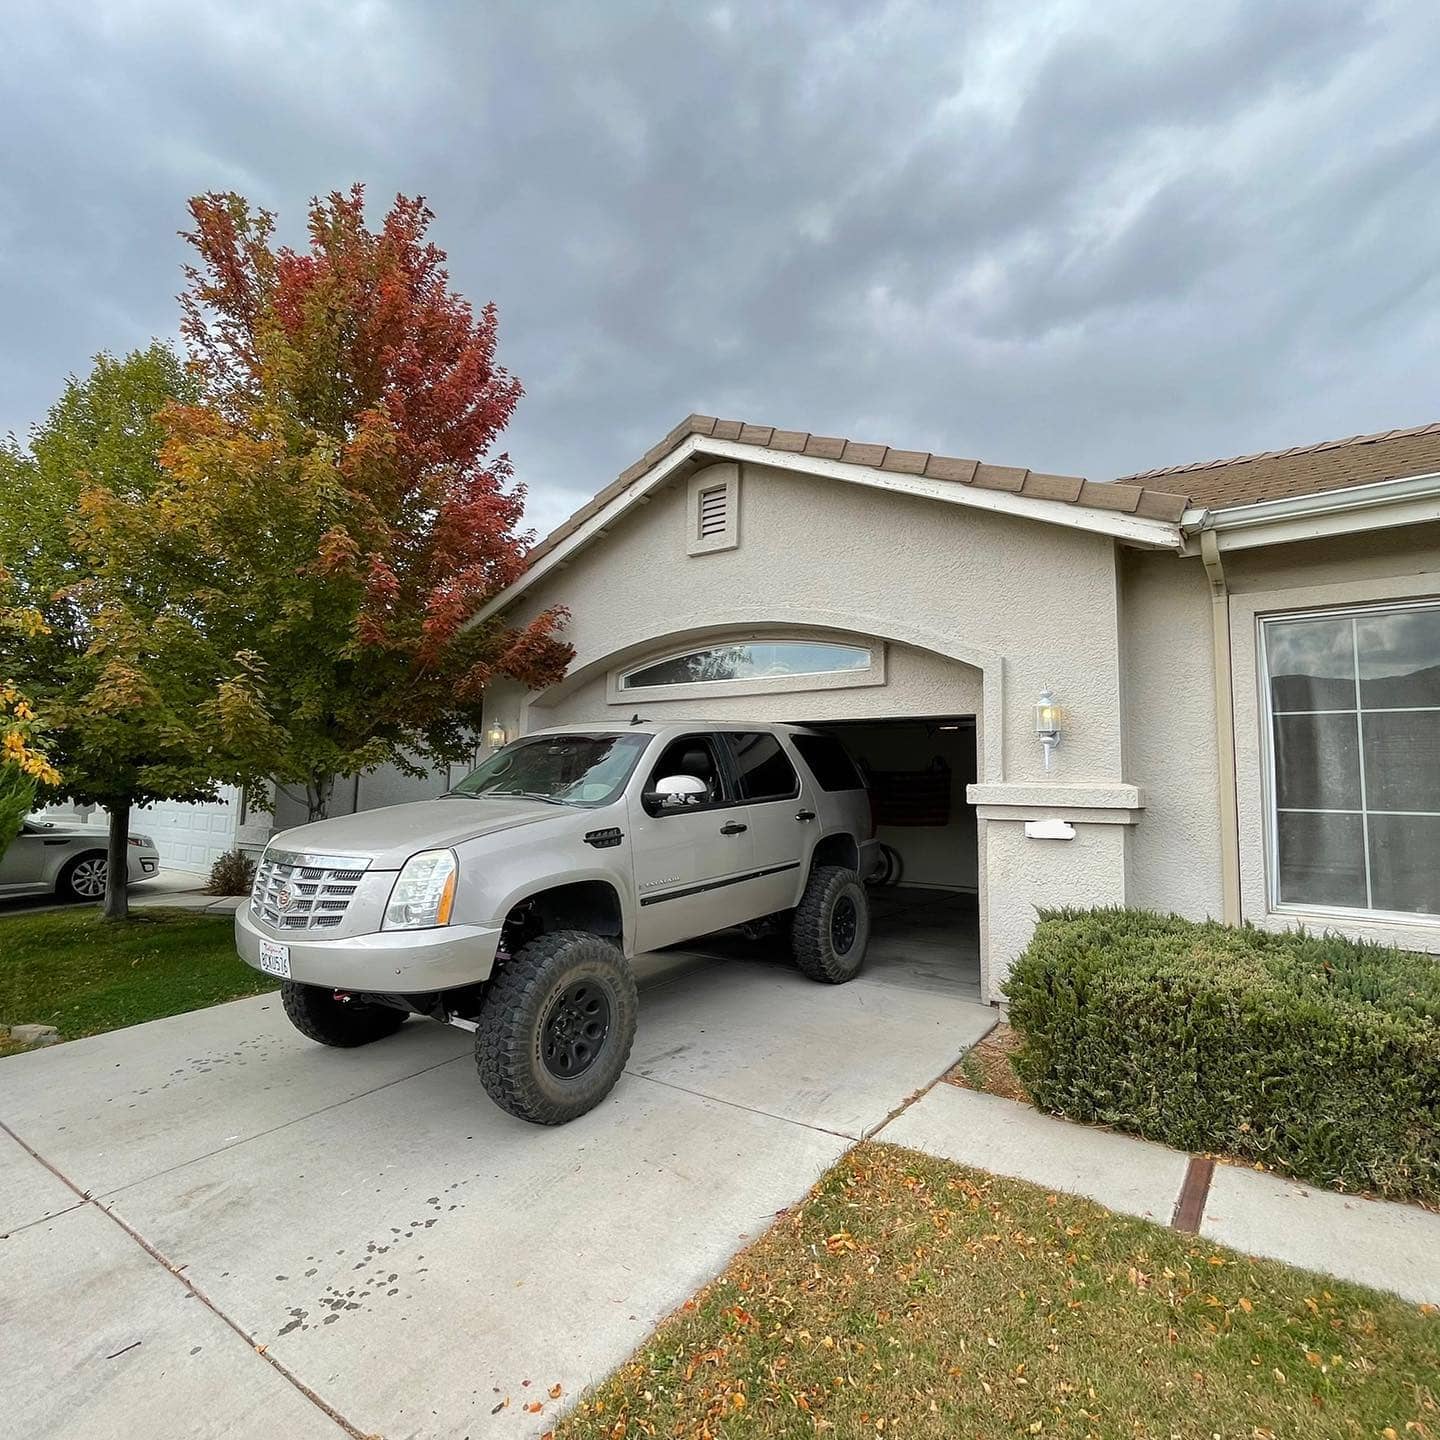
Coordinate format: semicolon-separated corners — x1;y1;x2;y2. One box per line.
526;413;1191;565
1117;421;1440;509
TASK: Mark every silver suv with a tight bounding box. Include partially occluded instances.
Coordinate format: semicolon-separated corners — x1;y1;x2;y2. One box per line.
236;722;876;1124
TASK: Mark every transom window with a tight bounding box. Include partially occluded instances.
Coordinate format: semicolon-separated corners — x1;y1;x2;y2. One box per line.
621;641;872;691
1262;599;1440;921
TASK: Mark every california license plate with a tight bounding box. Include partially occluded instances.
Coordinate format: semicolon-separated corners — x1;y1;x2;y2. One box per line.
257;939;291;979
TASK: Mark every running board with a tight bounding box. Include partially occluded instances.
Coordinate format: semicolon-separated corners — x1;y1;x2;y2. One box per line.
444;1015;478;1033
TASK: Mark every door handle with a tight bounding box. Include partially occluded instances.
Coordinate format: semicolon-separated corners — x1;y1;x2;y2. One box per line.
795;809;816;822
720;821;748;835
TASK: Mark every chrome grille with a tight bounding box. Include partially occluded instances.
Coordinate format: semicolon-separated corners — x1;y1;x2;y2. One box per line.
251;851;371;932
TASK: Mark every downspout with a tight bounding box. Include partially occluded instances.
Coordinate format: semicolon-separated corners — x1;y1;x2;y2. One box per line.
1200;528;1242;924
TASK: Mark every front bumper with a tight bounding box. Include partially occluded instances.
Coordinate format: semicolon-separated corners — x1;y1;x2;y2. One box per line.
127;845;161;881
235;904;503;993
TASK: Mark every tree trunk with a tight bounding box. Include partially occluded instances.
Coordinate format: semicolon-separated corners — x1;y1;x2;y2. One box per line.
306;775;333;824
102;798;131;921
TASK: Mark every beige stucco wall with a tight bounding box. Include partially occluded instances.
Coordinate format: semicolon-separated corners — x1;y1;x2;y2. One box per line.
1225;521;1440;954
1117;549;1226;921
493;460;1152;998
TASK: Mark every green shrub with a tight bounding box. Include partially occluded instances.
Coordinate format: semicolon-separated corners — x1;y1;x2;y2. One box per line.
1004;909;1440;1203
205;848;257;896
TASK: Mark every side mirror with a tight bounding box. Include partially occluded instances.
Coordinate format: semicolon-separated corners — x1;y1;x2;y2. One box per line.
645;774;709;810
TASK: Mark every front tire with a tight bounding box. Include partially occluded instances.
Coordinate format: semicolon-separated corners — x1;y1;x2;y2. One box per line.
281;982;407;1047
791;865;870;983
475;930;638;1125
58;851;109;902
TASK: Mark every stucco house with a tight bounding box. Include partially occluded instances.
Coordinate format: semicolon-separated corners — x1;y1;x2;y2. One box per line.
275;413;1440;1003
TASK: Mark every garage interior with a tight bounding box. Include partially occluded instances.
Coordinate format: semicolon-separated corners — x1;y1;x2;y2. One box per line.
687;715;982;1000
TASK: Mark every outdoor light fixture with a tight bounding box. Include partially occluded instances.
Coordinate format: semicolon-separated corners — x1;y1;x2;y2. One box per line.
484;721;509;751
1034;688;1062;770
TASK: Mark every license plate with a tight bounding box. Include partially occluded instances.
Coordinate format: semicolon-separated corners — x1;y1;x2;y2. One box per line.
257;939;291;979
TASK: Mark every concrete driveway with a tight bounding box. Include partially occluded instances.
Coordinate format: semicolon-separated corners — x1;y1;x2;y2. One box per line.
2;943;994;1440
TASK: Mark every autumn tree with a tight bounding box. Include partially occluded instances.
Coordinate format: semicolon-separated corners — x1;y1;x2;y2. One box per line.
0;346;235;917
93;187;570;821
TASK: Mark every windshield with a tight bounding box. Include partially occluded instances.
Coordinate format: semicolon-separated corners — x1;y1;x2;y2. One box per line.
448;732;652;808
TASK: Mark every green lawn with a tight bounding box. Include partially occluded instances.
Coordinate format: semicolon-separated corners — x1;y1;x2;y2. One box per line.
557;1144;1438;1440
0;906;275;1051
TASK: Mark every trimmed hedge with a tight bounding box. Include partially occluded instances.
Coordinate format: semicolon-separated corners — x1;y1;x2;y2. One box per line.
1004;909;1440;1203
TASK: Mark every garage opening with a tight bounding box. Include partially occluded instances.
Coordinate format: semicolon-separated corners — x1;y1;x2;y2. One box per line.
810;716;980;1000
673;715;981;1000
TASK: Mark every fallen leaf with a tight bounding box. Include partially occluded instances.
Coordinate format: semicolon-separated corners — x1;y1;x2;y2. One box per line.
549;1383;563;1398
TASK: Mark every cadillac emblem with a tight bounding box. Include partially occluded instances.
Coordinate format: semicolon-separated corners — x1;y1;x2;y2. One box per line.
276;884;295;913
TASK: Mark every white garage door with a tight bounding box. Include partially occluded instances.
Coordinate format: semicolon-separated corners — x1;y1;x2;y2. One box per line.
138;788;241;874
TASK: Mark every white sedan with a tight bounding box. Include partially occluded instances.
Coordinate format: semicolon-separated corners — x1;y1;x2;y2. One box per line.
0;818;161;901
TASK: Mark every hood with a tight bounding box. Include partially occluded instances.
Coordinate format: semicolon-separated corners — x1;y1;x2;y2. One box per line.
25;818;111;841
267;797;564;870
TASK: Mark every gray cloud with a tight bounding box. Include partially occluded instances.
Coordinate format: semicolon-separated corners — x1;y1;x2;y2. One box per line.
3;0;1438;534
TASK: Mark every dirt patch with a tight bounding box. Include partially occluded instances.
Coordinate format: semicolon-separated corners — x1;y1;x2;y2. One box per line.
945;1021;1029;1103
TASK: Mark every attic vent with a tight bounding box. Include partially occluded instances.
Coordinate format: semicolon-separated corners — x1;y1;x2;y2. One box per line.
698;485;728;538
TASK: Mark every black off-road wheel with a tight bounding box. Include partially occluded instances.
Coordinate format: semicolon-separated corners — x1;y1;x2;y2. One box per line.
475;930;638;1125
791;864;870;983
280;982;407;1047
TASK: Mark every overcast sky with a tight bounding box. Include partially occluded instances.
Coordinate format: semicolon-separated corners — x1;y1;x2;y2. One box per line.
4;0;1439;536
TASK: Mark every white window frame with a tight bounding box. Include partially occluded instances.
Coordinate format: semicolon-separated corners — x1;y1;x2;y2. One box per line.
1259;596;1440;927
608;635;886;705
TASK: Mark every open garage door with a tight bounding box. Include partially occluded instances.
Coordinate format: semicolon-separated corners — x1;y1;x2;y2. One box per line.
797;715;981;999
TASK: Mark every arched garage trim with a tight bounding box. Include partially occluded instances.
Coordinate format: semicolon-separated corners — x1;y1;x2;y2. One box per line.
523;605;1007;783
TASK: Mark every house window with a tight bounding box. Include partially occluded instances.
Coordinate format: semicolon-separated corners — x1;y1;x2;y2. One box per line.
1262;600;1440;920
622;641;873;690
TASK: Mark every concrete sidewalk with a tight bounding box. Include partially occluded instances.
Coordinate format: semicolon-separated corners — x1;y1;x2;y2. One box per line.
879;1082;1440;1306
1;949;995;1440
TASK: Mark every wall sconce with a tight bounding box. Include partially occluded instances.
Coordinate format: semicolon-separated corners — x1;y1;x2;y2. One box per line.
484;721;509;751
1034;688;1062;770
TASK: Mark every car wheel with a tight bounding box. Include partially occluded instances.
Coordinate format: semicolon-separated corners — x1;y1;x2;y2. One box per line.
475;930;638;1125
280;982;407;1047
791;864;870;983
58;852;109;902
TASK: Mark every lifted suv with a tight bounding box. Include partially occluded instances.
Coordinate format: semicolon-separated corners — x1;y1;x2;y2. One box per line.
236;722;876;1124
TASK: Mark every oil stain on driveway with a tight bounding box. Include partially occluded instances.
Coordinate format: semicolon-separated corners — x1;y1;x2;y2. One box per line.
1;949;994;1439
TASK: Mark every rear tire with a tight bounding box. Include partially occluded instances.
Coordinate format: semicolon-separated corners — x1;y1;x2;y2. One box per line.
281;982;407;1047
791;864;870;983
57;851;109;902
475;930;637;1125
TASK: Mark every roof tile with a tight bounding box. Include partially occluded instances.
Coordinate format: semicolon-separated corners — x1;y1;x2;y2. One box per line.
971;463;1028;493
709;418;744;442
738;423;774;446
804;434;847;460
1079;480;1142;514
841;440;888;467
924;455;979;483
768;429;810;452
1020;472;1085;503
880;448;930;475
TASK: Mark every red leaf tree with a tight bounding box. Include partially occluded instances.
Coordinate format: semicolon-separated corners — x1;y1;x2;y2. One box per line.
92;187;571;818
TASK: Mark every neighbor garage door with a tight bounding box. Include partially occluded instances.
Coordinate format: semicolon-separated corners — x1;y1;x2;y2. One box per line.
139;788;240;874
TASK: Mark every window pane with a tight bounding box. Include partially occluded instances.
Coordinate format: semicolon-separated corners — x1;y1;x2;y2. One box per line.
791;733;863;792
1265;616;1355;711
1362;709;1440;812
725;732;800;802
1357;607;1440;708
1273;712;1361;810
624;641;870;688
1368;813;1440;916
1276;811;1367;908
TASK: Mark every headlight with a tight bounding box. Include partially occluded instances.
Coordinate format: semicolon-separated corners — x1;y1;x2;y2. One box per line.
383;850;458;930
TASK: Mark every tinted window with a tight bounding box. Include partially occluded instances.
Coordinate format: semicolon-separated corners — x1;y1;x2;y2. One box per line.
725;732;800;802
790;733;863;792
623;641;871;689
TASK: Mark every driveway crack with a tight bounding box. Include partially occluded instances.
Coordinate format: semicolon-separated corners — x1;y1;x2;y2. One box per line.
0;1117;368;1439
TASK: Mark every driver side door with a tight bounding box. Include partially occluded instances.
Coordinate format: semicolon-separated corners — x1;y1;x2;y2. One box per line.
627;733;756;951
